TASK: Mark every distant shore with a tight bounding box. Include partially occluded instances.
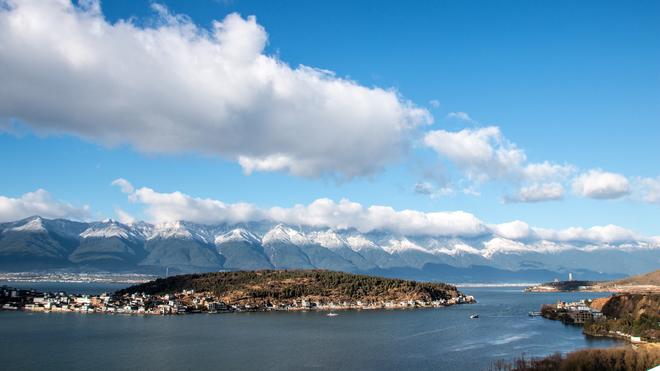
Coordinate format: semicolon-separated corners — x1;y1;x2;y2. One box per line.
525;282;660;294
0;272;155;285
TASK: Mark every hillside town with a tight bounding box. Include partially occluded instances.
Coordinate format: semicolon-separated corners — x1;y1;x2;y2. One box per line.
539;295;660;344
540;299;605;324
0;285;475;315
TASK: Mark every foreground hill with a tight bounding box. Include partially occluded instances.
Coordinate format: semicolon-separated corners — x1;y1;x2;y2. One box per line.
584;293;660;341
1;216;657;282
117;270;470;308
494;346;660;371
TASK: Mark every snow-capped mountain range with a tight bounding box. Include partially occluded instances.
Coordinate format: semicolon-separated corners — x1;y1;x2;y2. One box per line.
0;216;658;282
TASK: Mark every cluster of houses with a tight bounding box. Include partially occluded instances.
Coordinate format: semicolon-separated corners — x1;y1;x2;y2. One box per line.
1;286;239;315
542;299;604;324
1;285;476;315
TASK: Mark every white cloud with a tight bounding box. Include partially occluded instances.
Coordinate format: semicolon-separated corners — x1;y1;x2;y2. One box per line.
424;126;526;182
572;170;630;199
522;162;575;183
124;185;485;236
429;99;440;109
491;220;532;240
113;207;136;225
0;0;430;179
446;111;473;122
485;222;641;245
114;181;658;250
0;189;90;222
505;183;564;203
637;176;660;204
111;178;134;194
462;186;481;197
534;224;638;244
424;126;576;184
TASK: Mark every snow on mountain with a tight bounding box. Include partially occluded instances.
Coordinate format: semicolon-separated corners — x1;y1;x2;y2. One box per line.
9;217;47;233
80;220;138;240
382;238;430;254
345;235;379;251
481;238;566;258
1;215;658;277
148;221;203;241
262;224;309;246
434;243;482;257
215;228;260;245
308;230;348;249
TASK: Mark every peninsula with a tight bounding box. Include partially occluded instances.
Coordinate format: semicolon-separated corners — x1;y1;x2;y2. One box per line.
525;269;660;293
1;270;475;315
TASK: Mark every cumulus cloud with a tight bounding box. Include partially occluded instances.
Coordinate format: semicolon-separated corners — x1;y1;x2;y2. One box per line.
0;189;90;222
522;162;576;183
0;0;430;179
423;126;574;185
424;126;522;182
534;224;638;244
489;222;641;245
505;183;564;203
490;220;533;240
126;185;486;236
572;170;630;199
113;179;484;236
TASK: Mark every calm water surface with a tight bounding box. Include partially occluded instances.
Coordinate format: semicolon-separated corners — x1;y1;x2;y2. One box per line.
0;285;621;370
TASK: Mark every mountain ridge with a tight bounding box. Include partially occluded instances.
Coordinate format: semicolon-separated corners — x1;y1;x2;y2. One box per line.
0;216;657;281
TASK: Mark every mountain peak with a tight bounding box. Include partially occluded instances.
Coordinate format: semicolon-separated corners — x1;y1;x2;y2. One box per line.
309;229;348;249
10;216;47;233
80;221;137;240
150;221;194;240
345;235;378;251
263;224;309;246
215;228;260;245
383;238;429;254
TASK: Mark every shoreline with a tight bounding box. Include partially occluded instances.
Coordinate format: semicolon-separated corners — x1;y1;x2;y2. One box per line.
0;273;155;285
525;285;659;294
2;282;476;316
1;302;465;316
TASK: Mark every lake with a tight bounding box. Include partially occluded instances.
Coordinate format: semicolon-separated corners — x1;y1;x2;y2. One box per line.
0;284;621;370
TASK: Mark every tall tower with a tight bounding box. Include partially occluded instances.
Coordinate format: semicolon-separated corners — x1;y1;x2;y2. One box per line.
568;272;573;281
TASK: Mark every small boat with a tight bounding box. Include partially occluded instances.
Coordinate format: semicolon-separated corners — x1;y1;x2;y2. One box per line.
326;312;339;317
528;311;542;317
470;314;479;319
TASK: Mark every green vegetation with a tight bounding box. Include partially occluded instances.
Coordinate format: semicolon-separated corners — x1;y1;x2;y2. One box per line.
117;269;462;304
488;347;660;371
583;294;660;341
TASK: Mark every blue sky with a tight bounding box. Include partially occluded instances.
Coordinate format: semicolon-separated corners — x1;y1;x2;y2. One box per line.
0;0;659;236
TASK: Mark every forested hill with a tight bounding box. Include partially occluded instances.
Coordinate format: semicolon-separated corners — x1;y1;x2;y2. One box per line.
584;293;660;341
117;270;463;304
